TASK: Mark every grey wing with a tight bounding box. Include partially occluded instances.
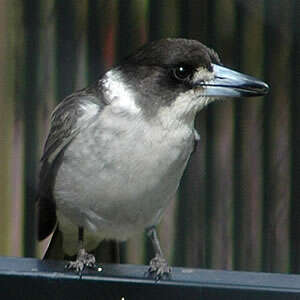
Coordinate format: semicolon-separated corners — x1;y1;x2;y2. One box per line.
37;89;105;240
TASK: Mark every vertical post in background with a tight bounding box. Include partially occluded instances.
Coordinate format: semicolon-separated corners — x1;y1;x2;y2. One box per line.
148;0;162;41
263;0;291;273
55;0;78;101
290;0;300;274
73;1;89;91
233;1;264;272
233;0;244;271
117;0;133;59
205;0;235;270
190;0;211;269
87;0;105;83
204;0;216;269
10;2;25;257
36;0;57;143
0;0;16;256
23;0;41;257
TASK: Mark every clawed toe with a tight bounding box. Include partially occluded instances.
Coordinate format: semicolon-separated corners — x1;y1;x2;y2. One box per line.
148;255;171;280
65;249;97;276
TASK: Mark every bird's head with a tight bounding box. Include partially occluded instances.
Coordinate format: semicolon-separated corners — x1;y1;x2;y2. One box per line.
102;38;269;123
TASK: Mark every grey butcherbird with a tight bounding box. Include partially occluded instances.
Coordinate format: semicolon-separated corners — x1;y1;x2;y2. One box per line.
37;38;269;278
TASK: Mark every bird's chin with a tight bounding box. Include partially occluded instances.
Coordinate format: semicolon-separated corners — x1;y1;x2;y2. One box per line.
194;94;217;110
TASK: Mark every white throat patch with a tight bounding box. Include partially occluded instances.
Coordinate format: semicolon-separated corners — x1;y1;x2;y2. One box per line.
101;69;141;115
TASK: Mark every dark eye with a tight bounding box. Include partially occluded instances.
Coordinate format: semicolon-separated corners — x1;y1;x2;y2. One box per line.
172;65;194;82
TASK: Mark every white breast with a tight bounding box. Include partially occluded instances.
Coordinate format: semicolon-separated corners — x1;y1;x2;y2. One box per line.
53;72;196;255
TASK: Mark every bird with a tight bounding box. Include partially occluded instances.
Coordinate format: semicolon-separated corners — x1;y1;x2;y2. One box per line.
37;38;269;278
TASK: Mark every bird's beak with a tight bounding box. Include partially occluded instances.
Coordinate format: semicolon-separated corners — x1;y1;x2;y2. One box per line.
196;63;269;97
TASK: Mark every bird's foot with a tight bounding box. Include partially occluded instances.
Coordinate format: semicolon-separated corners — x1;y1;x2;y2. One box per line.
148;254;171;280
65;248;97;276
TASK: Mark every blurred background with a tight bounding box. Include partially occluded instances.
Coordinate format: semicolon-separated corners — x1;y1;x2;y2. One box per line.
0;0;299;274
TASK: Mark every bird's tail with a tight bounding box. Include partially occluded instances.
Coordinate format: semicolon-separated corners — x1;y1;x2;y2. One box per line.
43;226;64;260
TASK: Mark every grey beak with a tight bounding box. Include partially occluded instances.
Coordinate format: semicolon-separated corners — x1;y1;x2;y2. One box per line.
197;64;269;97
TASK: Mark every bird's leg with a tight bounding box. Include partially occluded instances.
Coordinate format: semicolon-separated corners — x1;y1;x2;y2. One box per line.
65;226;96;275
147;226;171;279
